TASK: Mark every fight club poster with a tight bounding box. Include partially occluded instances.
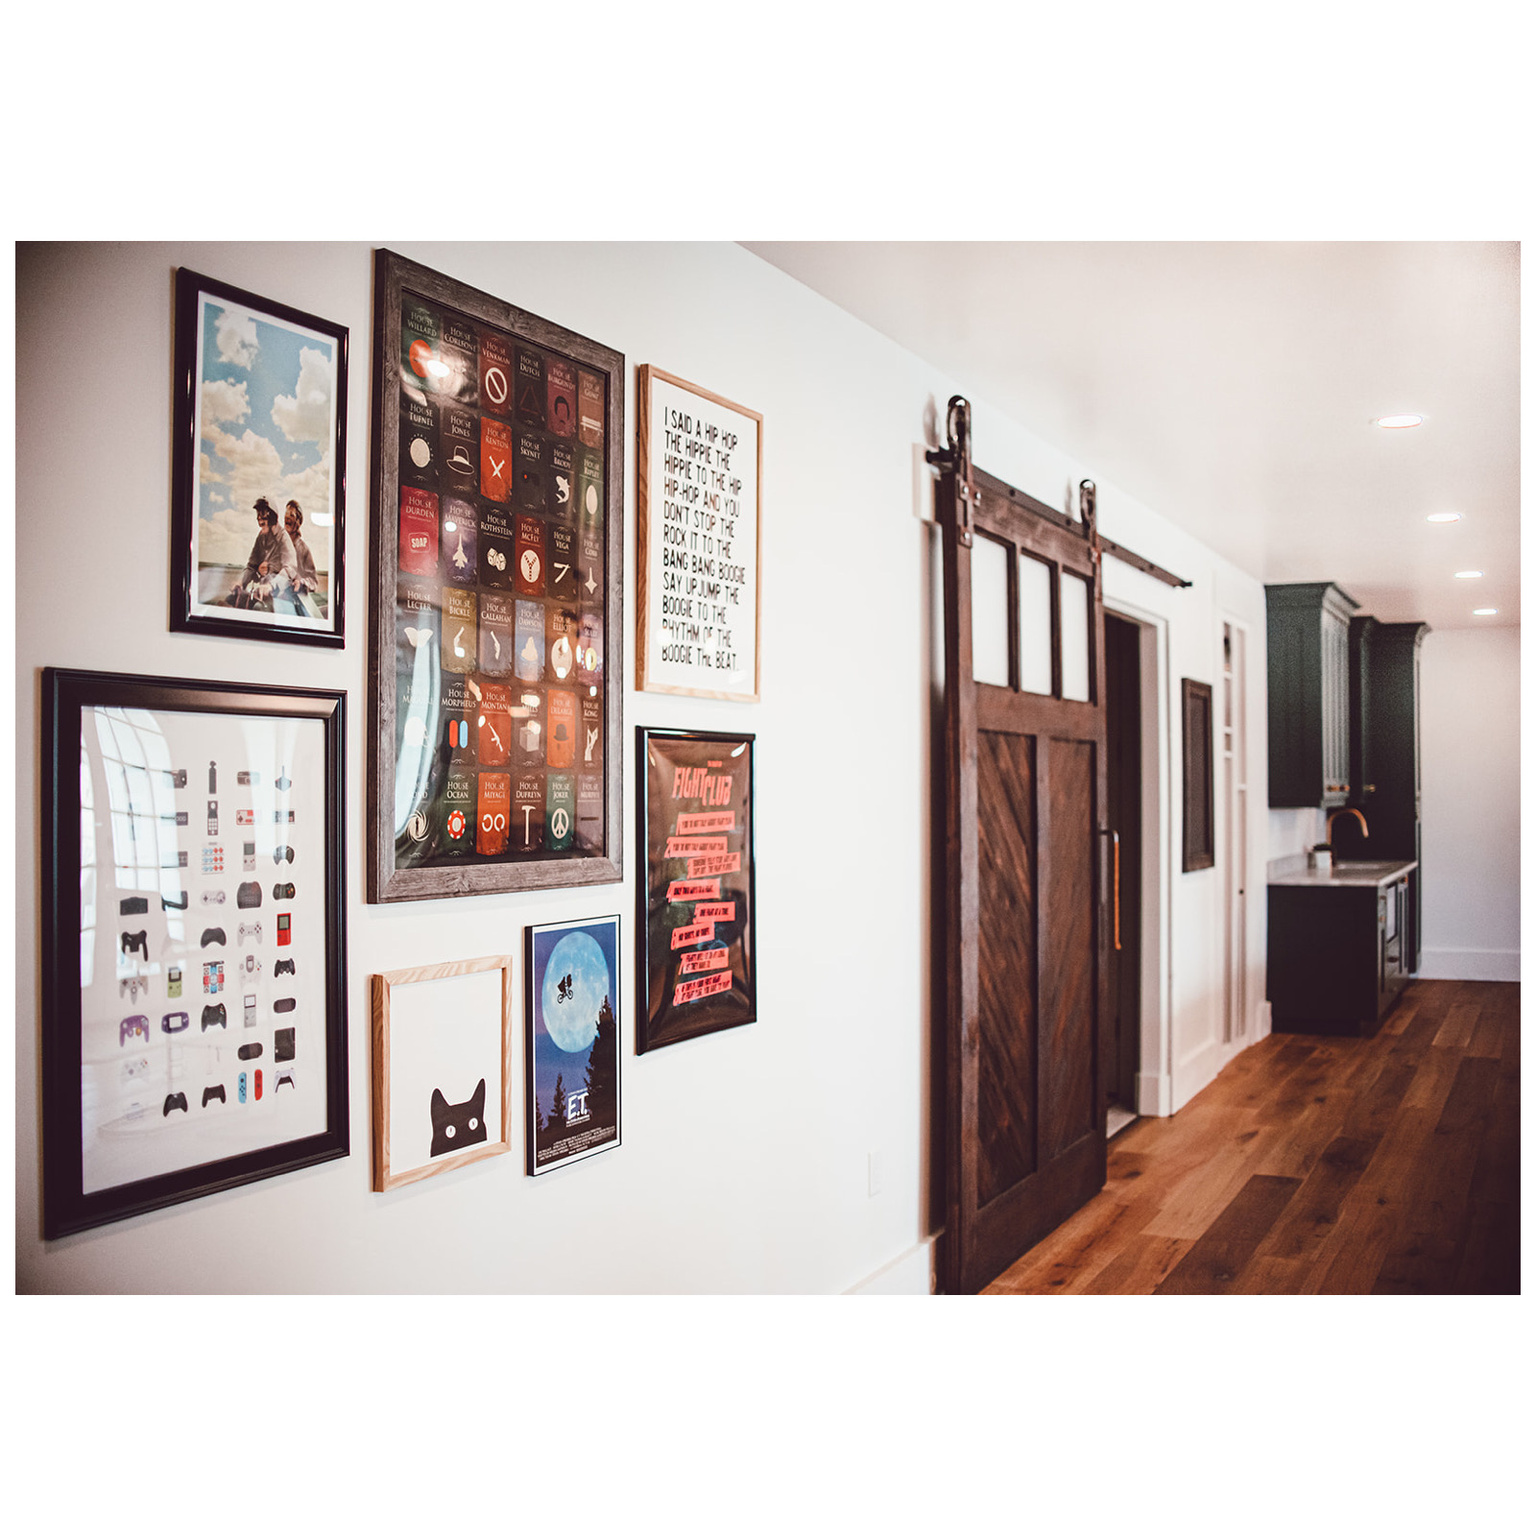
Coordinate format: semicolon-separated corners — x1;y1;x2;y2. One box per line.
636;728;756;1052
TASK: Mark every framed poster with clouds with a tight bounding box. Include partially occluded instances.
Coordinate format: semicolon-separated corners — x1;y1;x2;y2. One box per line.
525;915;620;1175
170;269;348;647
371;954;514;1190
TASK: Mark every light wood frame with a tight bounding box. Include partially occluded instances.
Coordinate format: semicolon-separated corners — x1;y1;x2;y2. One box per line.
371;954;514;1191
635;364;762;702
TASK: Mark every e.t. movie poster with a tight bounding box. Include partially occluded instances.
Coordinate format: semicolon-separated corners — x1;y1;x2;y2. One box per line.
525;915;620;1175
637;729;756;1052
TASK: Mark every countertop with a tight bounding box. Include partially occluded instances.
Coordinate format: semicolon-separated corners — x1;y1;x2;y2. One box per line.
1267;858;1418;889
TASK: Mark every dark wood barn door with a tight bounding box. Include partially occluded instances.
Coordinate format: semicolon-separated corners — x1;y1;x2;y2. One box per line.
935;419;1109;1294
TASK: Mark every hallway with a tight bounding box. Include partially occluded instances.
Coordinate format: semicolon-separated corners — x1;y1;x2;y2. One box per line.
985;980;1520;1294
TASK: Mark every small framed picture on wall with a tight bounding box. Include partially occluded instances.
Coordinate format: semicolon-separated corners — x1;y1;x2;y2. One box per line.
371;954;514;1190
40;668;350;1237
170;269;348;647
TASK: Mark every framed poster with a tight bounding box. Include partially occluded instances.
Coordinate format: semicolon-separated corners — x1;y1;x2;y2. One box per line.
1182;678;1215;872
636;728;756;1052
171;269;348;647
41;668;349;1237
525;916;621;1175
368;250;624;902
636;366;761;702
371;954;513;1191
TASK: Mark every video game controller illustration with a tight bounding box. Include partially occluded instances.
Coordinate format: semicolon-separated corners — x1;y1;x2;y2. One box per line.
274;997;296;1014
162;768;188;789
277;914;291;947
167;966;183;998
276;767;291;790
202;1085;226;1108
201;927;226;948
274;1028;295;1062
119;896;148;916
274;845;294;864
161;1011;189;1034
274;1069;296;1093
236;809;255;827
244;993;257;1028
241;954;262;978
237;922;262;945
238;1042;262;1060
120;930;149;960
200;890;226;906
201;1003;227;1031
272;882;295;901
273;959;295;977
238;1072;248;1104
237;881;262;908
119;975;149;1002
163;1092;188;1115
119;1015;150;1046
238;770;259;786
203;961;224;993
121;1056;150;1082
161;890;189;911
202;845;224;874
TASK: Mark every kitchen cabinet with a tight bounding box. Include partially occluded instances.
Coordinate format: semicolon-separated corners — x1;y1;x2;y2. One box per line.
1332;619;1430;972
1266;582;1359;808
1267;861;1416;1033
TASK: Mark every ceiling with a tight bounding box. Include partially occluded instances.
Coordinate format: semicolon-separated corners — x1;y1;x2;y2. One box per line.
743;242;1520;633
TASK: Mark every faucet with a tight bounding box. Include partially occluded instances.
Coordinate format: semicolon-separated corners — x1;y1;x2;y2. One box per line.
1327;807;1368;845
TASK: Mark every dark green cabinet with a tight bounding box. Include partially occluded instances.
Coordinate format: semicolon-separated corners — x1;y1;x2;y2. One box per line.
1266;582;1359;808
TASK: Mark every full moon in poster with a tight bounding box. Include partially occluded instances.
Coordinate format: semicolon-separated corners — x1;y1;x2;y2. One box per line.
540;930;609;1053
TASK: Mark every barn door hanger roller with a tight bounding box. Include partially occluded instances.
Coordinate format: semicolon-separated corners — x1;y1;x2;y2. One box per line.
925;395;977;547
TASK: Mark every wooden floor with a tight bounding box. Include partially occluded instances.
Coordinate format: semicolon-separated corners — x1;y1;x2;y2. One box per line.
984;979;1520;1295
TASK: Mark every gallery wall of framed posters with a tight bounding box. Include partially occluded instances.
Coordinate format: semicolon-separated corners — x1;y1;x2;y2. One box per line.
636;728;757;1052
636;366;761;702
40;669;350;1237
368;250;625;902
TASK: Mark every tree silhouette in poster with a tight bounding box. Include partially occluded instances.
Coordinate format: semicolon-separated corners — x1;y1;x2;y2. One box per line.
582;996;617;1135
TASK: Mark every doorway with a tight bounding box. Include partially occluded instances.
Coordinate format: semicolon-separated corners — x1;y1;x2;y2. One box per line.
1103;612;1143;1136
1220;620;1249;1049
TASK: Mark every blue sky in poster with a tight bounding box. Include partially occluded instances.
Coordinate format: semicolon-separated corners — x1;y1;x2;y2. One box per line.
531;918;618;1123
195;297;335;573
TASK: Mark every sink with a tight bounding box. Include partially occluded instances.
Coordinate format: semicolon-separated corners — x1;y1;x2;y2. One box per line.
1331;860;1409;876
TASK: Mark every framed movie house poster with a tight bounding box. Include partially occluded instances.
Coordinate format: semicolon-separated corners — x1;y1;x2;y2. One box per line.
636;728;757;1053
171;269;348;647
40;668;350;1237
368;251;625;901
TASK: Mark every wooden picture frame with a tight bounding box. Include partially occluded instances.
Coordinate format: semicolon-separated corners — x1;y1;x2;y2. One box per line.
170;269;348;647
636;365;762;702
636;727;757;1052
41;668;349;1237
525;915;621;1175
370;955;514;1191
1182;678;1215;872
367;249;625;902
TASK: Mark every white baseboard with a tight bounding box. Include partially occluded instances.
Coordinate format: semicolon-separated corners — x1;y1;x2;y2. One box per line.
1136;1071;1172;1117
846;1238;937;1295
1417;948;1521;982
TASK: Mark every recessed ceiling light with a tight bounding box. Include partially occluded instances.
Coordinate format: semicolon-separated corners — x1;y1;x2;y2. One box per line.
1426;512;1461;523
1454;570;1483;579
1474;608;1498;616
1374;414;1425;429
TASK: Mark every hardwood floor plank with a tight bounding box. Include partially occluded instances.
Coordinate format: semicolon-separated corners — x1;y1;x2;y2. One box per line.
1155;1174;1302;1294
1250;1132;1383;1263
1085;1233;1191;1294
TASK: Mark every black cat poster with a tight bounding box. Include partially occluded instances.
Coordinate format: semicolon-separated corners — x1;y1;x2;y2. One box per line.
371;955;514;1191
525;915;621;1175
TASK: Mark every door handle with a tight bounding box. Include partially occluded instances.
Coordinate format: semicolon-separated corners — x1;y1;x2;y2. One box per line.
1099;828;1122;952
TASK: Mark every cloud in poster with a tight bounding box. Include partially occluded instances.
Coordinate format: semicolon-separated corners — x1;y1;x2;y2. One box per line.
202;376;250;427
270;346;332;445
215;308;259;368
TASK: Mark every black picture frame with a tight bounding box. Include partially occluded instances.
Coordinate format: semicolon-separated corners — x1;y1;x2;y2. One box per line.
1182;677;1215;872
367;249;625;902
525;915;622;1175
41;668;350;1238
636;727;757;1053
170;269;348;647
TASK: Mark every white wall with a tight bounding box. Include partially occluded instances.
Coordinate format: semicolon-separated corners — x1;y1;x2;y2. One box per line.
15;242;1269;1293
1418;628;1520;980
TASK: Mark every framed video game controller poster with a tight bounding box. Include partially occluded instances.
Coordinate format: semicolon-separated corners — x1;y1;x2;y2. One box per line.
367;249;625;902
40;668;350;1238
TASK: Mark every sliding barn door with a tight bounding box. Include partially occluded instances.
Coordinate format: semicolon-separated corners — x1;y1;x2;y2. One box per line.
936;419;1109;1294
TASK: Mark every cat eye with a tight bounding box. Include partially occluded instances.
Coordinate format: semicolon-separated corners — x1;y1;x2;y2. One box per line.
445;1124;455;1139
469;1118;478;1130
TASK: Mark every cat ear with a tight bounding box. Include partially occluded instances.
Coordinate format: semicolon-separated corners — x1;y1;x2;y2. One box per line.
430;1088;448;1119
471;1078;486;1111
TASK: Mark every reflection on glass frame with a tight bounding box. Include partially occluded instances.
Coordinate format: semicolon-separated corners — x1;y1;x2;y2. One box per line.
525;916;621;1176
636;728;757;1053
41;669;349;1237
371;954;514;1191
367;250;625;902
170;269;348;647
